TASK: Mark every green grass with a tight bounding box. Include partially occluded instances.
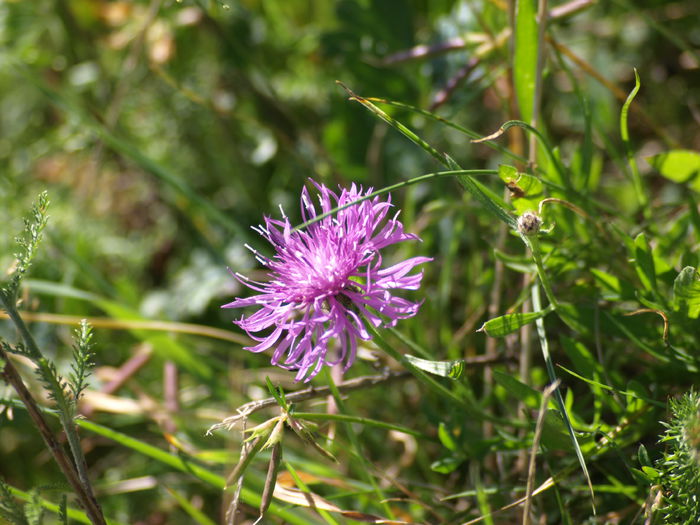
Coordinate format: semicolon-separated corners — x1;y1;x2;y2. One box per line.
1;1;700;524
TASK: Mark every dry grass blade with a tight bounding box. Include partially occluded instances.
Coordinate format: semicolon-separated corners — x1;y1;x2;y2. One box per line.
623;309;670;344
0;311;250;345
460;477;556;525
257;442;282;521
523;379;561;525
272;484;411;524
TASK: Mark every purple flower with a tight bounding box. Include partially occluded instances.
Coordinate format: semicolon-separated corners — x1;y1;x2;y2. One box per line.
223;180;431;382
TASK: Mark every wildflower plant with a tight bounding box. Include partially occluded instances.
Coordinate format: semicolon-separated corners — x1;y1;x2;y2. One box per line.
223;180;431;381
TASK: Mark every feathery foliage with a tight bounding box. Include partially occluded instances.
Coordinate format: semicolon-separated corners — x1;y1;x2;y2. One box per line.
654;391;700;524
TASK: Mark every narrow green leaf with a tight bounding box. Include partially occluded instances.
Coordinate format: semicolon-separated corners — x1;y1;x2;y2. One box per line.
474;120;567;184
403;354;465;379
634;233;658;295
590;268;636;300
478;305;554;337
493;370;541;410
293;169;500;232
438;422;459;452
25;280;213;380
7;484;126;525
338;84;517;228
620;69;647;208
541;410;576;452
365;97;528;164
513;0;538;123
165;487;217;525
531;286;595;511
557;365;667;406
338;81;447;166
292;412;429;441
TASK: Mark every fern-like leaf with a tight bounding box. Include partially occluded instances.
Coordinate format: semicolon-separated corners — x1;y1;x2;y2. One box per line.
0;477;28;525
0;192;50;305
1;340;30;358
58;495;68;525
24;489;44;525
33;358;71;417
68;319;94;408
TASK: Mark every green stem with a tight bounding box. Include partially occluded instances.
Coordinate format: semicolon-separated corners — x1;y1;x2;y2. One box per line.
293;169;500;232
292;412;433;441
523;235;560;310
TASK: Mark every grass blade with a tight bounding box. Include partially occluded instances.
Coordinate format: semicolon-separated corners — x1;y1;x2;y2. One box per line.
513;0;538;124
531;284;595;512
620;69;647;211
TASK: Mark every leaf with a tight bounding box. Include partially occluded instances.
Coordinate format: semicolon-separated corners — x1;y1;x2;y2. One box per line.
647;150;700;192
559;337;603;383
403;354;465;379
513;0;538;124
493;370;541;410
430;456;465;474
590;268;636;300
620;69;646;207
638;444;652;468
438;422;458;452
540;410;575;452
673;266;700;318
634;232;658;295
641;466;661;482
478;305;554;337
25;280;213;380
493;248;536;273
498;165;544;214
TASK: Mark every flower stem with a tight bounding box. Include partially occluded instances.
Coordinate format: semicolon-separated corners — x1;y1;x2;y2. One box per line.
523;235;559;310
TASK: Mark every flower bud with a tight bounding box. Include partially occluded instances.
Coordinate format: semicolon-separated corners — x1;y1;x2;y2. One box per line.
517;211;542;236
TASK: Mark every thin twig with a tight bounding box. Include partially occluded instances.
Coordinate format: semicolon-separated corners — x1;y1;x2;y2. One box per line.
207;370;409;433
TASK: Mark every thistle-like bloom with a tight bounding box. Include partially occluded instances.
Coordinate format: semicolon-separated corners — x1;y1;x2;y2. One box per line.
223;180;431;382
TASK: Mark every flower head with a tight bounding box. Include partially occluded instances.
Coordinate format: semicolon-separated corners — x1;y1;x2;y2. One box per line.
223;180;431;382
